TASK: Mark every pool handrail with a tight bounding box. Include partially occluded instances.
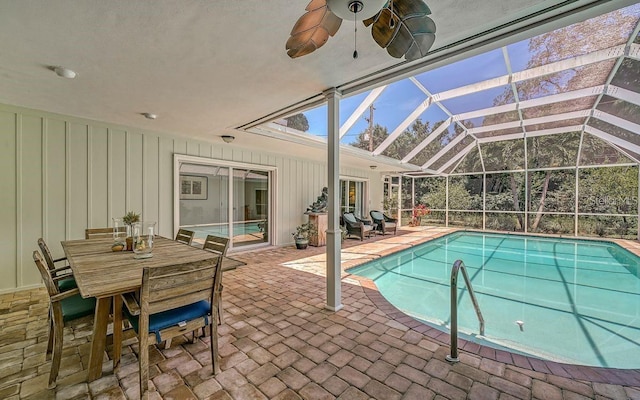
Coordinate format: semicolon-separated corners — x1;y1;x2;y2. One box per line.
446;259;485;363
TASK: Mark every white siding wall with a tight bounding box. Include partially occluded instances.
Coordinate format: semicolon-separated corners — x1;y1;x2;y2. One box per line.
0;103;381;292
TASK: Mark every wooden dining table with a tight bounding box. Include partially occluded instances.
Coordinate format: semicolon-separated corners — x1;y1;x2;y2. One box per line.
61;236;220;381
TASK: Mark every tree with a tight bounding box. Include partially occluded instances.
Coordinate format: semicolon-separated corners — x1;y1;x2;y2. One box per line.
285;114;309;132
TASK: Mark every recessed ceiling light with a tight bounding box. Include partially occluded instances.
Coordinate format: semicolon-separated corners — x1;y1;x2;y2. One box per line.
52;66;77;79
142;113;157;120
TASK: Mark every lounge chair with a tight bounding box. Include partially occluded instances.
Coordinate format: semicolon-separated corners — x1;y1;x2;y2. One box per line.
370;210;397;235
343;212;374;240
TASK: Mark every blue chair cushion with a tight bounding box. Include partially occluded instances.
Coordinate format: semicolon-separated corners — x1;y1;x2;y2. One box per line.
61;293;96;322
126;300;211;343
58;277;77;292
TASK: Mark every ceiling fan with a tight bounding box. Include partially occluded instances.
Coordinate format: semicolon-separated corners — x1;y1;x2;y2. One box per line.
286;0;436;60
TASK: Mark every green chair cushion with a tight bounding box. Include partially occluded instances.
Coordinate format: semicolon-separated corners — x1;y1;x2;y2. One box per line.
61;293;96;322
58;277;77;292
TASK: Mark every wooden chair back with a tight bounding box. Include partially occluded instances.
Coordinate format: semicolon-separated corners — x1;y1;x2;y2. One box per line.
175;229;195;245
37;238;60;271
133;257;222;394
33;251;61;297
85;226;127;240
203;235;229;257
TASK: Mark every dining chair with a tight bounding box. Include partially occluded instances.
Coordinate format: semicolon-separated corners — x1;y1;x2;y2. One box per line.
37;238;76;291
33;251;96;389
120;257;223;396
85;226;127;240
203;235;229;324
175;229;195;245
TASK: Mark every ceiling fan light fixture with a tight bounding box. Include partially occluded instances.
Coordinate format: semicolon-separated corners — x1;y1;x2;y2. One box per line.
326;0;387;21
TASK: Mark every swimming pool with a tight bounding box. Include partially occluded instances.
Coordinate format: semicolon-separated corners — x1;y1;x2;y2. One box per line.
349;231;640;369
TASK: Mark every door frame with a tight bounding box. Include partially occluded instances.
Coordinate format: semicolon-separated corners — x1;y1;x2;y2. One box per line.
173;154;277;249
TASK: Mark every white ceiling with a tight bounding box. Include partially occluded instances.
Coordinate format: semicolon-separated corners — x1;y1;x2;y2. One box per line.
0;0;632;167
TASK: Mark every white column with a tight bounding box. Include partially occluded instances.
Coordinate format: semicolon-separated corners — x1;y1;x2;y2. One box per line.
325;88;343;312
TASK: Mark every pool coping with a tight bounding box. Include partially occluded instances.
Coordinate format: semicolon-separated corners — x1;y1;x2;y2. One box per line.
342;227;640;385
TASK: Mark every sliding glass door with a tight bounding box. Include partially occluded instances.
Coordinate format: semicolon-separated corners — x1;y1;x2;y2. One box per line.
175;156;273;250
340;179;367;219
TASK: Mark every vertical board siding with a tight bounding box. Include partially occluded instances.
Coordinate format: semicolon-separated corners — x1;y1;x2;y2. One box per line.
111;129;127;222
20;115;43;286
0;104;374;291
90;127;109;228
0;110;17;290
46;119;67;261
68;123;89;239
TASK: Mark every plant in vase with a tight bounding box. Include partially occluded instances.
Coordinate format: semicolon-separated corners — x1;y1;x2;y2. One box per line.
410;204;431;226
122;211;140;251
292;222;312;250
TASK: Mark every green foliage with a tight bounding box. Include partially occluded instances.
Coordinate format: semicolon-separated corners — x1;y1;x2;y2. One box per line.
122;211;140;225
285;114;309;132
291;222;316;240
382;194;398;214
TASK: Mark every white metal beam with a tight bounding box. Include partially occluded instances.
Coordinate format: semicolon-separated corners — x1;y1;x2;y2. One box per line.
629;43;640;61
468;110;590;135
374;98;432;156
401;117;452;163
339;86;387;138
432;45;625;103
593;110;640;134
606;85;640;107
422;133;468;169
477;125;585;143
584;125;640;155
437;142;477;174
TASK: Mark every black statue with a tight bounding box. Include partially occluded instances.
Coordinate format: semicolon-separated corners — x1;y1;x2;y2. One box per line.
306;187;328;213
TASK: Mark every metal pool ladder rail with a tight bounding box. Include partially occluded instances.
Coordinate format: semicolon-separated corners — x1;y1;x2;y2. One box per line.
446;259;485;363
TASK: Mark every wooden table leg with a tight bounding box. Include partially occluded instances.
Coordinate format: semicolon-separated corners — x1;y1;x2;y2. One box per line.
87;297;110;381
112;295;122;371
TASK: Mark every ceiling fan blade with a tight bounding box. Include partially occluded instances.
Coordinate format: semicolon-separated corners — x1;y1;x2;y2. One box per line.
286;0;343;58
365;0;436;61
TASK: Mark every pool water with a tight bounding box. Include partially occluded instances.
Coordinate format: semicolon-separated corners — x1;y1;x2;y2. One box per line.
349;232;640;368
183;221;264;240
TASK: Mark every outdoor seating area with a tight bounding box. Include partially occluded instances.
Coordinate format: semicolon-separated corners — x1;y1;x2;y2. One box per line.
2;2;640;399
2;227;639;399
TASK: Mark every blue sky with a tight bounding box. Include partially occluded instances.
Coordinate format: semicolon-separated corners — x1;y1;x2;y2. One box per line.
302;39;532;143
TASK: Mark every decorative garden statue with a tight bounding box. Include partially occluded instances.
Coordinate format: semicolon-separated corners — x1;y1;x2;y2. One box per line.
306;187;329;213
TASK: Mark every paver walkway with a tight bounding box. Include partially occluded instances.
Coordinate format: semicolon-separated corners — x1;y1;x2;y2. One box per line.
1;227;639;399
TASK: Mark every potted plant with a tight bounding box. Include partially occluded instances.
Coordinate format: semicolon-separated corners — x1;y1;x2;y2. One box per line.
292;222;311;249
122;211;141;251
410;204;431;226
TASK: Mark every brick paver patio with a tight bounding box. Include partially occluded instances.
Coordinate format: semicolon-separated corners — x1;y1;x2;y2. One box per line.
1;227;639;399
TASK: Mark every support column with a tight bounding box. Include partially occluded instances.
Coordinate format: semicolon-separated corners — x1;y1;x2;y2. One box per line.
325;88;343;312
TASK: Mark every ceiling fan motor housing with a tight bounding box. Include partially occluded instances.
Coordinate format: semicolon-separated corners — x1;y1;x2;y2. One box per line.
327;0;387;20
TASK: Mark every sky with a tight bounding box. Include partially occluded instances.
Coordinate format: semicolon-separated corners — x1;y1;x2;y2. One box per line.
302;40;532;143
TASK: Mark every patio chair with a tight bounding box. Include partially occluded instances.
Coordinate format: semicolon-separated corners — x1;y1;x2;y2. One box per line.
343;212;374;241
203;235;229;324
85;226;127;240
370;210;398;235
175;228;195;245
37;238;76;291
119;257;223;396
32;251;96;389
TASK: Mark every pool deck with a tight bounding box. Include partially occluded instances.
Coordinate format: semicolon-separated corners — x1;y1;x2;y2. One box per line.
1;227;639;399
